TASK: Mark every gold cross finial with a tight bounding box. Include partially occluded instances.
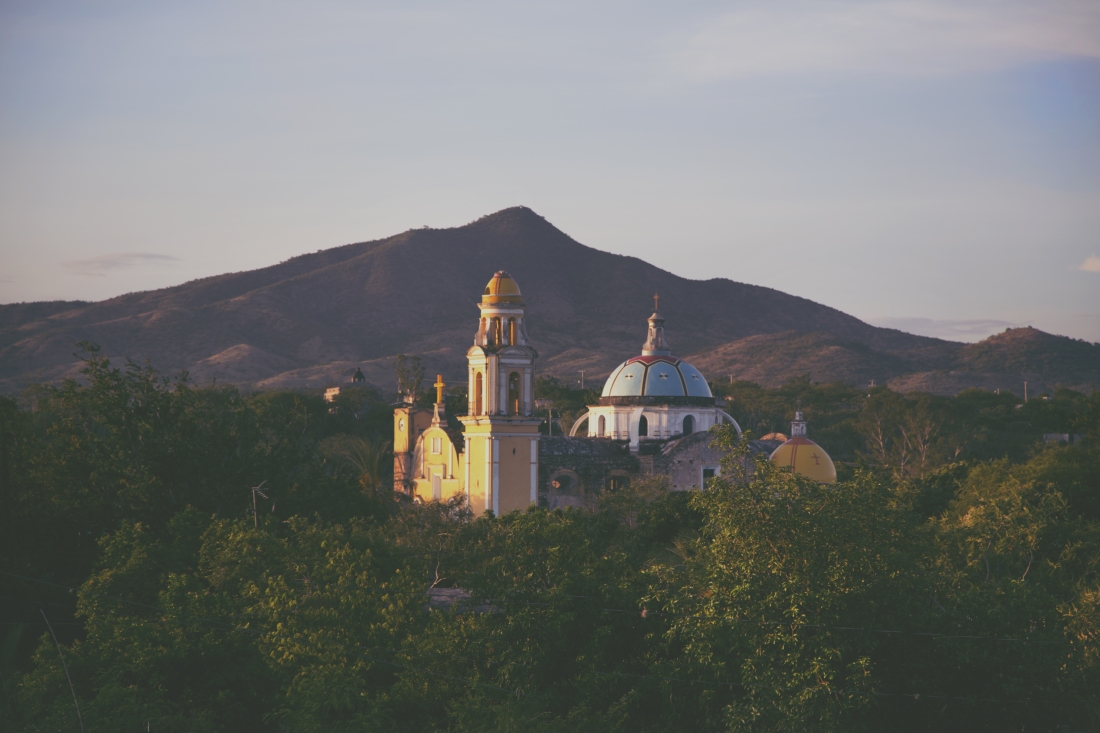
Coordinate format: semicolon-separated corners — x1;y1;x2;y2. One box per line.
434;374;445;404
653;292;659;312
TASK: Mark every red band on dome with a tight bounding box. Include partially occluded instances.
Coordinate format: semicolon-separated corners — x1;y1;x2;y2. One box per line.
625;355;680;366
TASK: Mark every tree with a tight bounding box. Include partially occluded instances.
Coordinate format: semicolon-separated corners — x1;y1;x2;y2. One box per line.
394;355;424;404
644;425;932;731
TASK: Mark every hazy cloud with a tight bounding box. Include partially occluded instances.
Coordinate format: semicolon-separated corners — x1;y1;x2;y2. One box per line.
64;252;181;277
868;316;1020;342
1079;255;1100;273
672;0;1100;80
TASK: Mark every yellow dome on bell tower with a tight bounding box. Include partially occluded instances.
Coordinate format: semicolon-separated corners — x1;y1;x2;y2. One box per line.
482;270;523;305
768;409;836;483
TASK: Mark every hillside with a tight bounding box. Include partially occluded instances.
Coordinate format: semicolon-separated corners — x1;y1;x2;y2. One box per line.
1;207;1096;396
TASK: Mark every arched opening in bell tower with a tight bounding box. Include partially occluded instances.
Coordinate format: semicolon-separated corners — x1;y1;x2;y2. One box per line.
474;372;484;415
508;372;521;415
639;415;649;437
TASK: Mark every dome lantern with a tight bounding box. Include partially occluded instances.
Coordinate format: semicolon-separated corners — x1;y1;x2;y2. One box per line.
641;293;671;357
790;405;807;437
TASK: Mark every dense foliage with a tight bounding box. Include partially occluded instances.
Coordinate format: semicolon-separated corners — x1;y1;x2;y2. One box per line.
1;353;1098;731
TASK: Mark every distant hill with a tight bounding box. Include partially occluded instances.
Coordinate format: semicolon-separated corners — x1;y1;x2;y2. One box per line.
1;207;1096;397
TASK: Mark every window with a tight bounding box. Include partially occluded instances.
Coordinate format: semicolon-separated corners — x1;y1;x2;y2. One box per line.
398;418;405;431
638;415;649;437
432;437;442;454
607;473;629;492
597;415;606;437
474;372;483;415
702;466;719;488
683;415;694;435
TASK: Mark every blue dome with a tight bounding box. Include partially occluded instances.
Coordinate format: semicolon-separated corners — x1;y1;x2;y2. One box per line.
601;356;713;399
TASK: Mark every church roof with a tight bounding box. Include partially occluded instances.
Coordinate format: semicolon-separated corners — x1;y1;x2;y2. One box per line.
482;270;523;305
602;355;713;399
600;300;713;401
657;430;779;457
769;436;837;483
539;436;631;458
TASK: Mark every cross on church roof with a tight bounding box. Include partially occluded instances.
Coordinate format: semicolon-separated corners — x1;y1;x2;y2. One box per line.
653;292;659;312
434;374;445;404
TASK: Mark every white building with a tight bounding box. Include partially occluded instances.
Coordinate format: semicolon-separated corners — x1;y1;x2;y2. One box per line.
570;301;741;451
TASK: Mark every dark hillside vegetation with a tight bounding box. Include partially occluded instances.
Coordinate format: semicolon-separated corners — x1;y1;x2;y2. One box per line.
1;354;1098;732
959;326;1100;381
2;207;1096;396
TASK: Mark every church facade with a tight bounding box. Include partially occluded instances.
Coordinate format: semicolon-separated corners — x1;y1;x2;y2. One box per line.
393;271;831;514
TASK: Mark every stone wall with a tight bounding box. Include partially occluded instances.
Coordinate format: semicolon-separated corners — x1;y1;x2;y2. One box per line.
537;437;638;509
652;434;784;491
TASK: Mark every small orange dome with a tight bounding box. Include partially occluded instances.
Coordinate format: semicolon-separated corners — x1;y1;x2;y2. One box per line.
769;437;837;483
482;270;523;305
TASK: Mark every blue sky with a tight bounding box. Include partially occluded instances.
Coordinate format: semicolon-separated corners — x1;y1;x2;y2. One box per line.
1;0;1098;342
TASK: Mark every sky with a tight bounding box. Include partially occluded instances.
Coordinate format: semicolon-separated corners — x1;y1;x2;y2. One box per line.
1;0;1098;343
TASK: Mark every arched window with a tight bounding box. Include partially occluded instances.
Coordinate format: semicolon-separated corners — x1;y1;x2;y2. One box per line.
508;372;521;415
474;372;484;415
597;415;606;437
683;415;694;435
638;415;649;437
508;318;516;345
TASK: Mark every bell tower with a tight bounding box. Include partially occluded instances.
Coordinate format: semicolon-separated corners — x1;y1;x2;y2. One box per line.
459;271;541;515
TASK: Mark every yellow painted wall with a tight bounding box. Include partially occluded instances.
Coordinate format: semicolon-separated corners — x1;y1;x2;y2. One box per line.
410;426;468;504
394;407;431;453
466;437;487;513
413;476;464;503
498;436;534;514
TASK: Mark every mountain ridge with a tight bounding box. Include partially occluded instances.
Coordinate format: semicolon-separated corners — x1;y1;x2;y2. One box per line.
2;206;1096;397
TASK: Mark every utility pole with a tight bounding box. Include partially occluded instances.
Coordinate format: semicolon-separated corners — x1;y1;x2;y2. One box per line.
1024;381;1028;402
579;370;585;390
251;481;268;529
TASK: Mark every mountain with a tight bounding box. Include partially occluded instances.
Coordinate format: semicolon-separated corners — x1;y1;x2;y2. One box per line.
1;207;1096;397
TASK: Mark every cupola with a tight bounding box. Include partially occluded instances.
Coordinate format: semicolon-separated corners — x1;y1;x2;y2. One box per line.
600;296;712;403
482;271;523;305
768;407;837;483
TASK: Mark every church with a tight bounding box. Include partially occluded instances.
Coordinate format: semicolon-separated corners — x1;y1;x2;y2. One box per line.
393;271;835;513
